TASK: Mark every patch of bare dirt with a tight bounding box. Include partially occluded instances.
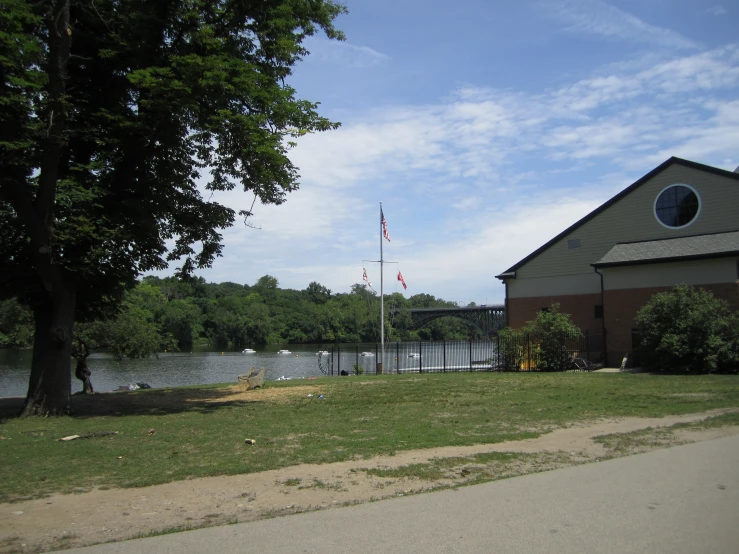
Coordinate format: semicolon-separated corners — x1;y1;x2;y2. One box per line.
1;408;738;553
208;385;324;404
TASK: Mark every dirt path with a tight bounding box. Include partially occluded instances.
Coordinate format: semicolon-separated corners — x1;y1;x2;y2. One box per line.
2;408;738;553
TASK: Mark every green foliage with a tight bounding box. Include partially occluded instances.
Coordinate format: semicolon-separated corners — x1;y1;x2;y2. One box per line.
305;281;332;304
496;327;525;371
498;305;582;371
162;299;202;349
0;0;348;410
521;305;581;371
73;320;109;352
0;274;490;351
635;285;739;373
1;1;347;294
108;305;174;360
118;277;482;348
0;298;34;348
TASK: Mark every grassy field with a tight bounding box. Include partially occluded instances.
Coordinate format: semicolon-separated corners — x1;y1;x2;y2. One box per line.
1;372;738;502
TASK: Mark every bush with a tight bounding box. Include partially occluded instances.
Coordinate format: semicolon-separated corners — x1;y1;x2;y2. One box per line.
497;304;582;371
522;304;582;371
635;285;739;373
497;327;525;371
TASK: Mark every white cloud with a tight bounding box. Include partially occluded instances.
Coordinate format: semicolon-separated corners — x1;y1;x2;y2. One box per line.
305;38;389;67
539;0;700;50
154;45;739;302
707;5;727;16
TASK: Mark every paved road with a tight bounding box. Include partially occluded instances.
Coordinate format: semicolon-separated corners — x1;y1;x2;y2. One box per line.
61;435;739;554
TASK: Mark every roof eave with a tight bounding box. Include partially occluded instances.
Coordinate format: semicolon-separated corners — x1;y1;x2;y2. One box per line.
591;250;739;269
495;271;516;280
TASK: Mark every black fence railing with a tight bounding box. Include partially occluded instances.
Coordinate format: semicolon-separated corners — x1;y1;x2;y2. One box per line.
324;331;604;375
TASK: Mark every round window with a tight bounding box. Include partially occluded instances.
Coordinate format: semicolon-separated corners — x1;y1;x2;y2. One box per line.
653;184;701;229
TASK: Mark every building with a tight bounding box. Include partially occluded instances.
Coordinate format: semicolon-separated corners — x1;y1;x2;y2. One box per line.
496;157;739;366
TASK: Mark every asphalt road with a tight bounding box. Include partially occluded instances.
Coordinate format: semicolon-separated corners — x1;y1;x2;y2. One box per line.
60;435;739;554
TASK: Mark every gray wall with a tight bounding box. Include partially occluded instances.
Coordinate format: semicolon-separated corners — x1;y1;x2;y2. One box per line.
602;257;738;291
508;165;739;300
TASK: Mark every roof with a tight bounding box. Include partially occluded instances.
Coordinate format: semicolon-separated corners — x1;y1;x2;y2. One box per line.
591;230;739;268
495;157;739;280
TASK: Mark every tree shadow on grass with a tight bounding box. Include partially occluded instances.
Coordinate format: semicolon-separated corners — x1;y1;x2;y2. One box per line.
0;385;308;420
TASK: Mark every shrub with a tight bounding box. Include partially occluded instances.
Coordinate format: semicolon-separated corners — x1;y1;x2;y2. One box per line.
522;304;582;371
497;327;525;370
634;285;739;374
497;304;582;371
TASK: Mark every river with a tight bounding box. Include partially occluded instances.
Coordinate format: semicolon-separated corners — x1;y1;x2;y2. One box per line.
0;345;337;398
0;340;499;398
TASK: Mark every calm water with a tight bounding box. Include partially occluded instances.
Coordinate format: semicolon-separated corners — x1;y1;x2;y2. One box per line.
0;345;335;398
0;341;498;398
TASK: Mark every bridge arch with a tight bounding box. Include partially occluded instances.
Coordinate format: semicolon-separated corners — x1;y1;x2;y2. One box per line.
391;305;506;338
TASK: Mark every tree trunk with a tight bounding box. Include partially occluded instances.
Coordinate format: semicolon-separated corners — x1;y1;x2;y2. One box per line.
18;0;74;417
22;285;76;416
73;340;94;394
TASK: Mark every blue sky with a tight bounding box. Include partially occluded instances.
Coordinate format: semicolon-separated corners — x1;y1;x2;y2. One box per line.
183;0;739;305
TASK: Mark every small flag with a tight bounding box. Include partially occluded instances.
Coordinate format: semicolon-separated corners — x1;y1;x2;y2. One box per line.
363;267;376;293
397;271;407;290
381;208;390;242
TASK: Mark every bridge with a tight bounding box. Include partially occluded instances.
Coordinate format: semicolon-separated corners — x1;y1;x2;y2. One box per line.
392;305;506;337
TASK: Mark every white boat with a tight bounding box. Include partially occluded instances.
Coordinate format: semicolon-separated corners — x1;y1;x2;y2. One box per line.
360;351;375;357
277;349;291;355
316;351;330;356
242;348;256;354
276;375;293;381
408;353;421;358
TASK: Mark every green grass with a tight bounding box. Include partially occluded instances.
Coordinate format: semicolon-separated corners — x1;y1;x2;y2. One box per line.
593;412;739;455
0;372;738;502
362;451;563;483
593;426;682;454
674;411;739;429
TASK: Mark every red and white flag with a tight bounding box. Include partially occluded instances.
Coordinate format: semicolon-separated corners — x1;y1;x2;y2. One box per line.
363;267;376;293
397;271;407;290
381;208;390;242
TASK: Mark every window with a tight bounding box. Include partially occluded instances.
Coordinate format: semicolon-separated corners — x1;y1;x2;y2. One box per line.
567;238;581;249
654;184;700;229
594;305;603;319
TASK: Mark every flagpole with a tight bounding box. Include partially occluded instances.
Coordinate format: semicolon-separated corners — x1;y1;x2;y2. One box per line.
379;202;384;375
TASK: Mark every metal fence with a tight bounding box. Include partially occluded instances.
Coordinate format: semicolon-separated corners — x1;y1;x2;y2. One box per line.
323;331;604;375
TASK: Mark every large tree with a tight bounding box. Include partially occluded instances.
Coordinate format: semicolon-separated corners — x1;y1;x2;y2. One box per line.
0;0;345;415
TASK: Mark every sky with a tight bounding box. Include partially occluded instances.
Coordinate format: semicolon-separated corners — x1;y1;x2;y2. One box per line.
165;0;739;305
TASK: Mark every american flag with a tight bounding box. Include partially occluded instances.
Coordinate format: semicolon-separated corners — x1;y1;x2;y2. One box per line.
397;271;407;290
381;208;390;242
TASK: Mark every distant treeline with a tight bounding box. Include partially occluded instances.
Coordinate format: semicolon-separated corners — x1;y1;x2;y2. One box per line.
0;276;482;351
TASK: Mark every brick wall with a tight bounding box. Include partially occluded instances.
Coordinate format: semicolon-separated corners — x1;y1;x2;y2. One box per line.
507;293;603;333
604;281;739;367
506;281;739;367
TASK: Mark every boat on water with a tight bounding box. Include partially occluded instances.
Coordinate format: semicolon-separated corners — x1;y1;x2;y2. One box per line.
277;349;291;355
360;351;375;357
242;348;256;354
316;351;330;356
